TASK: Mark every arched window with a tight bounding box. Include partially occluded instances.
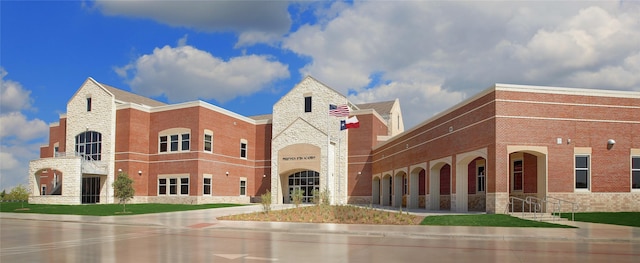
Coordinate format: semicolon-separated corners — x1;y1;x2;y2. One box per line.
76;131;102;160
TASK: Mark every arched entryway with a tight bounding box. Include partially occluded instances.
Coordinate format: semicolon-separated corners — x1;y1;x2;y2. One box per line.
507;146;548;212
429;160;452;211
408;166;426;209
393;171;407;207
381;173;392;206
372;176;381;205
285;170;320;203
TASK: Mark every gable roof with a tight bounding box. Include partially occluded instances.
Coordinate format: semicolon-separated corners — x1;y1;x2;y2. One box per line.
356;100;395;116
100;83;166;107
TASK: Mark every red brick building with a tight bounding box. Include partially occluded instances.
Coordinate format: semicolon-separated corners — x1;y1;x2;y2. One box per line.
29;77;639;213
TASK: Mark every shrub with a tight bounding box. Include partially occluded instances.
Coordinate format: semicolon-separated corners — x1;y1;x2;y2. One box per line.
260;190;272;213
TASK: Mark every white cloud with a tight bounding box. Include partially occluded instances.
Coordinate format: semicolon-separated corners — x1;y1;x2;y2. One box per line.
1;67;33;113
0;112;49;141
117;44;290;103
0;70;48;191
283;1;640;128
93;0;291;46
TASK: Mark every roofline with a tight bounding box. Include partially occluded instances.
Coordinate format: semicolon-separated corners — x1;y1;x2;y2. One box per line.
116;100;260;125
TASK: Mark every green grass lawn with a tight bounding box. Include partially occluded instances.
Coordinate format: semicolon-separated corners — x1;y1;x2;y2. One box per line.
420;214;574;228
557;212;640;227
0;202;243;216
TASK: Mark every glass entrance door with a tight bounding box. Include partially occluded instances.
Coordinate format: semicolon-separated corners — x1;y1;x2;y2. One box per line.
82;177;100;204
287;170;320;203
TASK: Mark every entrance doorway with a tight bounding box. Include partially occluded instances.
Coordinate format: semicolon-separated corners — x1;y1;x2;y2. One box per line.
287;170;320;203
82;177;100;204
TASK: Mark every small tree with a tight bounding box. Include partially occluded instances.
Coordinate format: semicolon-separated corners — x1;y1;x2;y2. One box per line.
0;189;6;201
291;188;304;208
112;172;135;213
260;190;272;213
7;185;29;208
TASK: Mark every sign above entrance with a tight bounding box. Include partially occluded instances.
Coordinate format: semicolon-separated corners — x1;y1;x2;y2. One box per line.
282;155;317;161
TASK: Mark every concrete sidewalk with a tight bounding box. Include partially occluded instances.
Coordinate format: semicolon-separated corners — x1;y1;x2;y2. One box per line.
2;204;638;243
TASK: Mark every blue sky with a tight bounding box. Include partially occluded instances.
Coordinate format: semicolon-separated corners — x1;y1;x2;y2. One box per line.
2;0;640;191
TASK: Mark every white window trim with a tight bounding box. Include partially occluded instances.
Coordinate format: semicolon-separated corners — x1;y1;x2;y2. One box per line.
239;177;247;196
574;155;591;192
511;158;524;192
158;174;190;196
158;128;191;154
631;151;640;191
203;174;212;196
204;130;213;154
240;139;248;159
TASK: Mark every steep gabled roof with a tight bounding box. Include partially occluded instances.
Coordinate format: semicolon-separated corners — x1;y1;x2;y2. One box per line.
356;100;395;116
100;83;166;107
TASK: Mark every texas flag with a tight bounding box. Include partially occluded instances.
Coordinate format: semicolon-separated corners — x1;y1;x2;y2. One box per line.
340;116;360;130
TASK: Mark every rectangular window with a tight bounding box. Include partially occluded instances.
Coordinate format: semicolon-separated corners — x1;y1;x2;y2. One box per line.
240;180;246;196
181;134;190;151
575;155;590;189
203;178;211;195
304;96;312;112
87;97;92;112
240;142;247;158
170;135;179;152
54;146;59;157
513;160;523;191
632;156;640;189
204;134;213;152
159;136;168;152
477;166;486;192
180;178;189;195
169;178;177;195
159;178;167;195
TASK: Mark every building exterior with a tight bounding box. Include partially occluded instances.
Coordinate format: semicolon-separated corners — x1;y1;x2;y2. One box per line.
29;77;639;213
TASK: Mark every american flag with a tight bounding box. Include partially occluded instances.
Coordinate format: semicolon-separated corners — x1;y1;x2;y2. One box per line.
329;104;349;117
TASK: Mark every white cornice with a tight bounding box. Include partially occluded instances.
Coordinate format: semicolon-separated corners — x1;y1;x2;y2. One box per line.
495;83;640;99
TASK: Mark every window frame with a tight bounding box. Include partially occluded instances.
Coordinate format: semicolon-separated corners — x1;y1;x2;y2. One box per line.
158;178;167;195
87;97;92;112
511;159;523;192
239;179;247;196
180;178;189;195
575;155;590;191
304;96;312;113
203;176;212;195
158;129;191;154
631;156;640;190
240;139;248;159
477;165;486;193
204;132;213;153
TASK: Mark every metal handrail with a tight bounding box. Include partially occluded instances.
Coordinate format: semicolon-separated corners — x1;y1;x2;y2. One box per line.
545;196;580;221
506;196;540;219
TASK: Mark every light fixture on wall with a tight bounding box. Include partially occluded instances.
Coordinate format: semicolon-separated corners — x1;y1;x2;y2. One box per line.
138;170;142;176
263;174;266;178
118;169;122;172
607;139;616;150
226;171;229;176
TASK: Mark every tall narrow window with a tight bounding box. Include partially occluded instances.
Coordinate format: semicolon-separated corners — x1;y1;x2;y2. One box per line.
240;141;247;159
181;134;190;151
169;178;178;195
575;155;590;189
203;177;212;195
304;96;312;112
158;179;167;195
240;180;246;196
402;175;408;195
204;134;213;152
87;97;92;112
631;156;639;189
477;166;486;192
159;136;168;152
512;160;523;191
170;135;179;152
180;178;189;195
